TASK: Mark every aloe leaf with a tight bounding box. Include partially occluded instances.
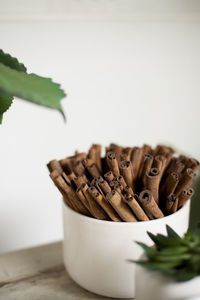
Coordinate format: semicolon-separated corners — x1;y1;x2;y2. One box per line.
0;63;66;119
153;253;191;262
166;225;181;239
136;242;157;258
136;260;181;271
147;232;180;248
159;246;188;256
0;49;26;72
0;93;13;123
175;270;198;282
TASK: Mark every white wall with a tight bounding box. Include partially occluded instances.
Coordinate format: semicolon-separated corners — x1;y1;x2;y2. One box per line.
0;0;200;253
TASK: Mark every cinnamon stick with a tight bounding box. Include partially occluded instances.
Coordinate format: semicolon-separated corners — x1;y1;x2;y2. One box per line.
116;175;127;189
104;171;114;183
88;186;121;222
178;188;194;208
119;160;134;189
88;144;102;172
59;158;72;174
131;147;143;181
106;190;137;222
109;143;123;163
76;186;93;215
81;183;109;220
124;185;134;196
123;193;149;221
87;163;101;178
153;155;167;176
139;190;164;219
174;168;194;197
165;193;178;213
73;160;85;176
106;151;120;177
160;172;179;200
97;177;112;195
139;154;153;186
47;159;63;174
144;168;161;204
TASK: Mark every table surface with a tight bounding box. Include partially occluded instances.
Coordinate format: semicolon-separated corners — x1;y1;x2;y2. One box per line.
0;242;132;300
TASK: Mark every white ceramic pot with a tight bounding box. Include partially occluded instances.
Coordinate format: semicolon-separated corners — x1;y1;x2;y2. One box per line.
62;200;190;298
136;259;200;300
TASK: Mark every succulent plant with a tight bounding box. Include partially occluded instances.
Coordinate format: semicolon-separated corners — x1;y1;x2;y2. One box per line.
135;225;200;282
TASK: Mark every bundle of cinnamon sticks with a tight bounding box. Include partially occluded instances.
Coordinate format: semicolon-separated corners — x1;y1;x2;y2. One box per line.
47;144;199;222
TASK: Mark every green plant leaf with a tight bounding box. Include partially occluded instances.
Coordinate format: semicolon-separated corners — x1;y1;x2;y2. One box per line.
135;225;200;282
0;93;14;123
0;49;26;72
136;242;157;258
166;225;181;239
0;63;66;119
158;246;188;256
136;260;181;270
153;253;191;262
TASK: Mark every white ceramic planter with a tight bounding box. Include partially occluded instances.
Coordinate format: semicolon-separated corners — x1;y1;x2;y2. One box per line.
136;260;200;300
62;200;190;298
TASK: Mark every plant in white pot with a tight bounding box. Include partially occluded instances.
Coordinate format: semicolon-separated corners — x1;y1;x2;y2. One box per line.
135;225;200;300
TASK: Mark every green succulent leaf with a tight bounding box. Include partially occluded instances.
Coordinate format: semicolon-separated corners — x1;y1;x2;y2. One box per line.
166;225;181;239
136;242;157;259
0;49;26;72
136;260;181;270
0;93;14;124
153;253;191;262
0;63;66;119
158;246;188;256
136;225;200;282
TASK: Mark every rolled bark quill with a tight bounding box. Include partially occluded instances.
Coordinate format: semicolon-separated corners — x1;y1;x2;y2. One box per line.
165;194;178;213
165;158;185;177
124;185;134;196
58;176;91;216
160;172;179;200
131;147;143;181
174;168;194;197
76;185;92;214
87;163;101;178
73;160;85;176
122;147;132;160
187;158;200;172
142;144;152;155
47;159;63;174
109;143;123;163
119;160;134;189
81;183;109;220
104;171;114;183
139;190;164;219
144;168;160;204
178;188;194;208
88;144;102;173
72;152;87;164
97;178;112;195
123;193;149;221
139;154;153;185
88;186;121;222
53;175;79;211
59;158;73;174
116;175;127;189
153;155;167;176
73;175;88;188
106;151;120;177
165;194;178;214
106;190;137;222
